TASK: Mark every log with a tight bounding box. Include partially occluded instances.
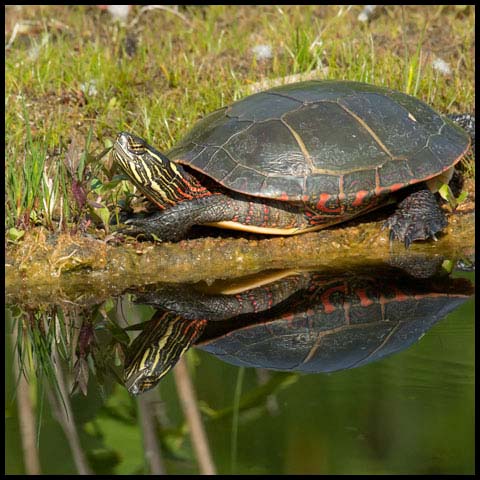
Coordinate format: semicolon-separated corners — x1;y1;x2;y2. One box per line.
5;204;474;308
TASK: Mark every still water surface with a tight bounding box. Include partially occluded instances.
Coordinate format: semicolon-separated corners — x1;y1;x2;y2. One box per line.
5;266;474;474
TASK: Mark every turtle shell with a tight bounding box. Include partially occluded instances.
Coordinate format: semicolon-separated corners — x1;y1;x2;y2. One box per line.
168;80;470;203
196;272;472;373
124;266;473;394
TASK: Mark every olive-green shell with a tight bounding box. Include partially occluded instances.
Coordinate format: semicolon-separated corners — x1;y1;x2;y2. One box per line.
168;80;470;202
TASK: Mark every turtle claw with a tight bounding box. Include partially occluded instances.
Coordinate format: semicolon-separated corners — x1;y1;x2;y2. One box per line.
116;224;155;241
387;227;396;244
403;235;412;250
113;213;162;241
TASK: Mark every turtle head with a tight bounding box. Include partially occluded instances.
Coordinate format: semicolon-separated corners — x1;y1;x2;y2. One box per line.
113;131;182;209
113;131;209;209
113;131;170;170
124;313;207;395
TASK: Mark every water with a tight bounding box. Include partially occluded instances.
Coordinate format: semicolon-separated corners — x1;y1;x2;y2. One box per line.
5;265;475;474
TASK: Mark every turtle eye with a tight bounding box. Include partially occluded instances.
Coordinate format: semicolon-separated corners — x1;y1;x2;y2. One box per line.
127;138;147;155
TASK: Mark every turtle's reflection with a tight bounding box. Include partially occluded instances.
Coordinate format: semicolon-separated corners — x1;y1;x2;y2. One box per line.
124;265;473;395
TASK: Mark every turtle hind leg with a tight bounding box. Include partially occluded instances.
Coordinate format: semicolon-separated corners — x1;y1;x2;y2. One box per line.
383;188;447;248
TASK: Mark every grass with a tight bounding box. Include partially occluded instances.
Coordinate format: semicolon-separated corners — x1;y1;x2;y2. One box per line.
5;5;475;235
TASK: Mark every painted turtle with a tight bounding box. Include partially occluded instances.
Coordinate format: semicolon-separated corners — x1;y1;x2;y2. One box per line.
113;80;474;246
124;266;473;394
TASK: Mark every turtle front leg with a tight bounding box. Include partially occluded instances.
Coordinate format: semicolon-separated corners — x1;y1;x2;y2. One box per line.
119;194;229;241
383;187;447;248
118;192;313;242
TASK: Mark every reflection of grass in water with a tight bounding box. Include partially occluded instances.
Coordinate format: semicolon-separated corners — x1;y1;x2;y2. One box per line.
7;301;132;472
11;301;131;401
7;306;41;474
8;304;88;472
7;299;134;472
10;306;65;405
9;296;215;473
201;371;299;421
214;368;299;472
8;302;94;475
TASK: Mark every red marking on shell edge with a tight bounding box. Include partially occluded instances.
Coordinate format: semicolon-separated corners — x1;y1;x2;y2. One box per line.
356;288;374;307
375;182;405;196
316;192;341;213
282;313;295;322
323;302;335;314
351;190;370;207
389;183;405;193
279;192;290;201
321;285;346;313
393;288;408;302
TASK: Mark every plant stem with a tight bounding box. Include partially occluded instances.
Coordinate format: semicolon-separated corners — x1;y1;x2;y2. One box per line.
11;323;41;474
230;366;245;474
48;345;92;475
137;391;166;474
173;357;216;475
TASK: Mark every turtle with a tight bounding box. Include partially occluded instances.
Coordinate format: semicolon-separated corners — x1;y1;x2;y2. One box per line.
112;80;474;246
123;266;473;395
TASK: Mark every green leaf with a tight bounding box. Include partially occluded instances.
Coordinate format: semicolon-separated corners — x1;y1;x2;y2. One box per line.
91;176;127;195
438;183;452;202
88;201;111;228
438;183;458;211
441;259;454;274
438;183;468;211
151;233;163;242
456;191;468;204
107;97;119;110
7;227;25;243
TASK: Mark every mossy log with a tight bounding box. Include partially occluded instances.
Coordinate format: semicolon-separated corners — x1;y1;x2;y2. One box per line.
6;202;474;308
